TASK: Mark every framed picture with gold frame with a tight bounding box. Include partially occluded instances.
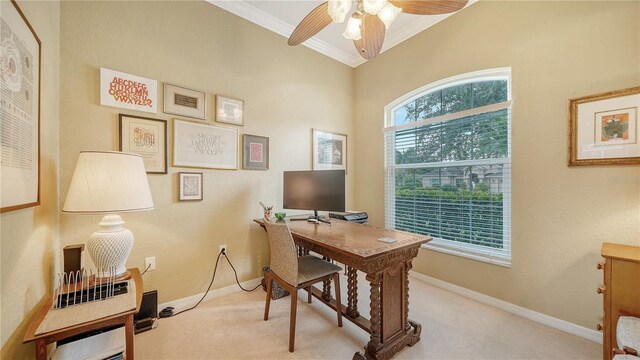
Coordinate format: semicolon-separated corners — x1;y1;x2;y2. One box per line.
569;86;640;166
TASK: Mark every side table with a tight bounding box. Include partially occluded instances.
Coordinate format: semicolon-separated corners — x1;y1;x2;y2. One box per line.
23;268;143;360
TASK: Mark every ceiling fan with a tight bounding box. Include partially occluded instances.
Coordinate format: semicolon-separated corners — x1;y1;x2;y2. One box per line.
288;0;469;60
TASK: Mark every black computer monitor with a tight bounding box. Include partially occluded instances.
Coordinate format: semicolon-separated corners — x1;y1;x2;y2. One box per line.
283;170;345;221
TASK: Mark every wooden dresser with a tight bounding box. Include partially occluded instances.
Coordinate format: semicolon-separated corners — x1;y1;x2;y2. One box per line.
598;243;640;360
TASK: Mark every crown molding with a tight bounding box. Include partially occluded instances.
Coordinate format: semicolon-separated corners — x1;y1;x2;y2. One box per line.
207;0;475;68
382;0;477;54
208;0;362;67
380;15;448;54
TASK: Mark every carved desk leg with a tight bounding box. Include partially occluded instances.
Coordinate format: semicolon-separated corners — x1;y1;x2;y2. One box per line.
297;245;310;257
354;272;382;360
322;256;333;301
404;259;421;347
346;266;360;318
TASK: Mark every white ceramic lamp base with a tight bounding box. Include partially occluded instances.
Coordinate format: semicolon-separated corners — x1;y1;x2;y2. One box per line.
87;214;134;278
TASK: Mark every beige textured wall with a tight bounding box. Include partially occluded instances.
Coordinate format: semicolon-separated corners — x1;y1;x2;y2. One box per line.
1;1;60;358
354;1;640;329
59;1;354;304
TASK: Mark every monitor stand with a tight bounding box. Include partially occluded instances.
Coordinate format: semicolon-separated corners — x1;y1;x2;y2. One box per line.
289;210;331;224
310;210;331;224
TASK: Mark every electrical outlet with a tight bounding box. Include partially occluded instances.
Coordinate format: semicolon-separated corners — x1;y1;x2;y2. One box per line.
145;257;156;271
219;244;227;255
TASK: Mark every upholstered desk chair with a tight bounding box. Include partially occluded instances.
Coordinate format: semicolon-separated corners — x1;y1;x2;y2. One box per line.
263;220;343;352
613;314;640;359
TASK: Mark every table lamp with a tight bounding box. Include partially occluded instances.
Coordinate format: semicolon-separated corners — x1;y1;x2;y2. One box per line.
62;151;154;280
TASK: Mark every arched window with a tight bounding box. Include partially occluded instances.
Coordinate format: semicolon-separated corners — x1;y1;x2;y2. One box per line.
384;68;511;266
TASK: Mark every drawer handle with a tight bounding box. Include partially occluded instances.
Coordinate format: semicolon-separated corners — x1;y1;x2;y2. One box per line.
597;263;605;270
597;287;606;294
597;324;603;331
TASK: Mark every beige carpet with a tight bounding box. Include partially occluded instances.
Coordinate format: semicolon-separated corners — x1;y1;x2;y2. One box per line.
135;273;600;359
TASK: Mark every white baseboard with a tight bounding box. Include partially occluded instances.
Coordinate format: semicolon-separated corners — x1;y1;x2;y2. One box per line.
409;271;603;344
158;277;262;313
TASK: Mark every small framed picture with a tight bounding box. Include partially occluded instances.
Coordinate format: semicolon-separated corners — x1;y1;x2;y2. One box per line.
178;172;203;201
569;86;640;166
312;129;347;173
216;95;244;125
119;114;167;174
164;83;206;120
243;134;269;170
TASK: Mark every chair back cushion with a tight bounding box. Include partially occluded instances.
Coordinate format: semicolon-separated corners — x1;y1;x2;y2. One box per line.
264;221;298;286
617;316;640;353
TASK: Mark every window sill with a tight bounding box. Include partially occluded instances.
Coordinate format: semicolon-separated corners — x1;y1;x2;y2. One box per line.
421;239;511;268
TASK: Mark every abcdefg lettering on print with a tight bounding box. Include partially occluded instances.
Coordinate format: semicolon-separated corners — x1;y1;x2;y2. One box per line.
100;68;157;113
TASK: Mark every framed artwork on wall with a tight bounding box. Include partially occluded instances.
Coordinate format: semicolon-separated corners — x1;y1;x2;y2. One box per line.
569;86;640;166
119;114;167;174
312;129;347;173
242;134;269;170
163;83;206;120
0;0;42;213
100;68;157;113
215;95;244;125
178;172;203;201
173;119;238;170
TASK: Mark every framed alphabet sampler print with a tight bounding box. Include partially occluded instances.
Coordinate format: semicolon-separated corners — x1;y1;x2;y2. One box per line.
173;119;238;170
119;114;167;174
1;0;42;212
100;68;157;113
569;87;640;166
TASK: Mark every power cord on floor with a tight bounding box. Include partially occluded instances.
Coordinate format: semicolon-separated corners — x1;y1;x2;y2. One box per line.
160;248;260;318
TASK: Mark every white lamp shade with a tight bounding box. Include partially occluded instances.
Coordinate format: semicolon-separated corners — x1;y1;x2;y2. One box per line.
363;0;387;15
343;16;362;40
63;151;154;214
378;2;402;29
328;0;352;23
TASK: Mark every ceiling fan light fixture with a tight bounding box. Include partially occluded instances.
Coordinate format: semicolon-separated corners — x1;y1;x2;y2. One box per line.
378;2;401;29
328;0;352;23
363;0;388;15
343;16;362;40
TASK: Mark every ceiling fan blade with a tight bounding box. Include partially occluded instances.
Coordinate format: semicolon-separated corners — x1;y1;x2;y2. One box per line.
288;2;332;46
353;14;385;60
389;0;469;15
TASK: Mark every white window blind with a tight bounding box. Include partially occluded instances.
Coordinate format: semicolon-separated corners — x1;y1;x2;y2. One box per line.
384;68;512;266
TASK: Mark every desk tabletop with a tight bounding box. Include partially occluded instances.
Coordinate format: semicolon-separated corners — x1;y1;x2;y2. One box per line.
602;242;640;263
254;218;431;261
23;268;143;343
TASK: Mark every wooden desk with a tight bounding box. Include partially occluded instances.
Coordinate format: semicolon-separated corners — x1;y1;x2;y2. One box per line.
255;219;431;360
23;268;143;360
